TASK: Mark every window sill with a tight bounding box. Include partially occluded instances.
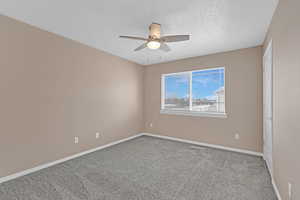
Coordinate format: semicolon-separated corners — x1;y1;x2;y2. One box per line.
160;109;227;118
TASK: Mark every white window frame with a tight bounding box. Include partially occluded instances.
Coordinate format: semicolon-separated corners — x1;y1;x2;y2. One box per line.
161;67;227;118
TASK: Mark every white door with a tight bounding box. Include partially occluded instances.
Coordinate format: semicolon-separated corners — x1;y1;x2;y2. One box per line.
263;40;273;175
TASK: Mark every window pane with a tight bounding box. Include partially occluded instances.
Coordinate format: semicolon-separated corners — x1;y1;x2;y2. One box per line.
164;73;190;110
192;68;225;113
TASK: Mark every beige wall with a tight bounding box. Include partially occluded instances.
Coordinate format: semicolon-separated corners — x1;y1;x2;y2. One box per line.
264;0;300;199
144;47;263;152
0;15;144;178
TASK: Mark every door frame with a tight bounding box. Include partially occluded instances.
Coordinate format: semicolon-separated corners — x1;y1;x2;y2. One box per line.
263;39;273;176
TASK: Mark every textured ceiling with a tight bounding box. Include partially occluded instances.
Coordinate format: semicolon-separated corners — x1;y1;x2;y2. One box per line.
0;0;278;65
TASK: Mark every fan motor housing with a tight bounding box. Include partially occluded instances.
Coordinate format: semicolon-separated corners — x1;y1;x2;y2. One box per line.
149;23;161;39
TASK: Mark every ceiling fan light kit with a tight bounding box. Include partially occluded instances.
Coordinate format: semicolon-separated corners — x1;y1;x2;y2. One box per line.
119;23;190;52
147;40;161;49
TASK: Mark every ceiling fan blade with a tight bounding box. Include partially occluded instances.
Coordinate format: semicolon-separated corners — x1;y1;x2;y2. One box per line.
119;36;148;41
161;35;190;43
160;43;171;52
134;43;147;51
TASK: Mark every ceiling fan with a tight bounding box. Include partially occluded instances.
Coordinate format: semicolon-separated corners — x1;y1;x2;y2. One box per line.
119;23;190;52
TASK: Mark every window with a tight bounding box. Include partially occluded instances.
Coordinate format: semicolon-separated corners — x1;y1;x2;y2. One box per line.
161;67;226;117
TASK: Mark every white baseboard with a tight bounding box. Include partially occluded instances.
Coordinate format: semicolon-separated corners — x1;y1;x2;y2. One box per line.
141;133;263;157
264;157;282;200
0;133;144;184
271;176;282;200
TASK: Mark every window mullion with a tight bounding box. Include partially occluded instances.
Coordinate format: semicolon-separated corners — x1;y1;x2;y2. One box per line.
189;72;192;111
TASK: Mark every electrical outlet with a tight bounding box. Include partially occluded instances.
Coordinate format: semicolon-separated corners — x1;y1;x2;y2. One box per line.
74;137;79;144
96;132;100;139
150;123;153;127
235;133;240;140
288;182;292;200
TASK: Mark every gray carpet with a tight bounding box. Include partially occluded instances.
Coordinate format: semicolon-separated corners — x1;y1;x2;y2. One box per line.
0;135;277;200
